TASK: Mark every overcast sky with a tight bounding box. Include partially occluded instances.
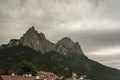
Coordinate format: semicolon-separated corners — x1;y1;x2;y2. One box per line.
0;0;120;69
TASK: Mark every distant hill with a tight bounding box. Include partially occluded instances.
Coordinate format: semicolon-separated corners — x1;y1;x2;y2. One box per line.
0;26;120;80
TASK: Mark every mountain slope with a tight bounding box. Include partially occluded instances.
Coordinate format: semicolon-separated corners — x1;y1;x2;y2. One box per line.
0;45;120;80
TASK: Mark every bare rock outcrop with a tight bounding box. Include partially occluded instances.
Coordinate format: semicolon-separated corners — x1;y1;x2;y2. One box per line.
20;26;55;53
54;37;84;55
7;26;84;55
8;39;20;47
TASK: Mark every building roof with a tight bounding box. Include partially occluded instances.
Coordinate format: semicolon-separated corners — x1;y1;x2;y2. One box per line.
1;75;35;80
0;75;58;80
39;71;58;78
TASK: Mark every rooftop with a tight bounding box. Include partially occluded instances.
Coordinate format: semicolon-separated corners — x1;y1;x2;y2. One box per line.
0;75;58;80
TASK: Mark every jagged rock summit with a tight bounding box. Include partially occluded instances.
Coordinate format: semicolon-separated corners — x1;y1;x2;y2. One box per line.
7;26;84;55
54;37;84;55
20;26;55;53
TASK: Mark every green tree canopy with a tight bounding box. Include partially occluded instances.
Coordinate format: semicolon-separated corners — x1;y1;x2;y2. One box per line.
16;60;37;76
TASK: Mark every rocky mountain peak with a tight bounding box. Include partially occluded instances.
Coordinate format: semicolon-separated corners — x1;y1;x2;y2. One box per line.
6;26;84;55
60;37;73;42
28;26;35;32
56;37;74;49
25;26;37;35
54;37;84;55
20;26;54;53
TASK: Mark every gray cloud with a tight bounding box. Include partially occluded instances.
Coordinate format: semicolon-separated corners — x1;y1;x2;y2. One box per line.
72;29;120;52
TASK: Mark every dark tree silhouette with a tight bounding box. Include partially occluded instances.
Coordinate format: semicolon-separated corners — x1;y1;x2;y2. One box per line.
16;60;37;76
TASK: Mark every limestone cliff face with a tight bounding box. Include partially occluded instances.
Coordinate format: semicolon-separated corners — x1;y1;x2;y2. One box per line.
20;26;55;53
54;37;84;55
7;26;84;55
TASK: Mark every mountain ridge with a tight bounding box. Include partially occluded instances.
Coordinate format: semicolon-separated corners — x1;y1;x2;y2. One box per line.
7;26;84;55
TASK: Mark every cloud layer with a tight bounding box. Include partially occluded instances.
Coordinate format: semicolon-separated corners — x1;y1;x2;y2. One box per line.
0;0;120;69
